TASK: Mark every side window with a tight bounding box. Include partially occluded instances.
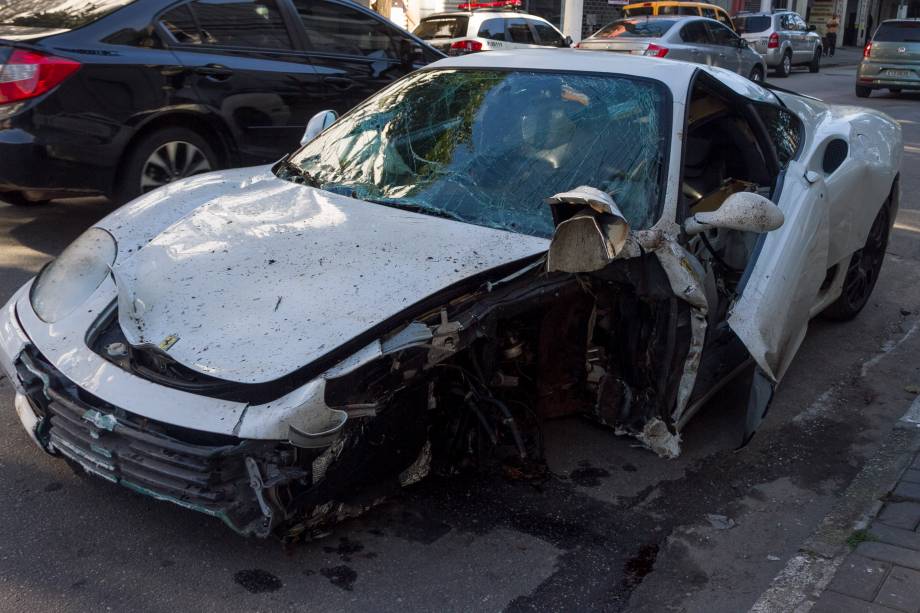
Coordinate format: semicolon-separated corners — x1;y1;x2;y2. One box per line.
478;18;506;41
701;7;718;19
756;104;802;166
161;5;202;45
793;16;807;31
658;5;680;15
780;14;795;31
294;0;400;58
681;21;711;44
705;21;737;45
533;22;565;46
170;0;292;49
679;5;700;15
717;10;734;29
506;18;536;44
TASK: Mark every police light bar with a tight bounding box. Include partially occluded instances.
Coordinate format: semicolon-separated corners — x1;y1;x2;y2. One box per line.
457;0;521;9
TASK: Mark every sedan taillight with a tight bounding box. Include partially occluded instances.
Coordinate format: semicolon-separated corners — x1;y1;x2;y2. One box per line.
864;41;872;58
0;49;81;105
643;43;669;57
450;40;483;53
767;32;779;48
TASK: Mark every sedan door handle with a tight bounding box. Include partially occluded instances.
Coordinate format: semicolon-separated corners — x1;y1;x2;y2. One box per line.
194;64;233;80
323;76;355;91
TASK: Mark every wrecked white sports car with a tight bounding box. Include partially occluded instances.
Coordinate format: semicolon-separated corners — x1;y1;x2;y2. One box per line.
0;50;901;539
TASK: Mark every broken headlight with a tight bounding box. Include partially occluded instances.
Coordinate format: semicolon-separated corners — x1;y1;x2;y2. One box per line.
30;227;116;323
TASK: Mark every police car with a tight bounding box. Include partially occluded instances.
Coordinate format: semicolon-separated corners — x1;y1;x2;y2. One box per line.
412;0;571;54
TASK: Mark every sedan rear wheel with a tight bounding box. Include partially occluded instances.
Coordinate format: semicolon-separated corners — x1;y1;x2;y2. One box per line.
115;127;218;205
749;66;764;83
775;51;792;78
855;84;872;98
822;204;890;321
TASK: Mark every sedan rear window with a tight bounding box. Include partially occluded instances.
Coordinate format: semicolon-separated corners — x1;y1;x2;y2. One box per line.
734;15;771;34
0;0;135;29
591;19;677;39
288;69;669;236
414;16;469;39
873;21;920;42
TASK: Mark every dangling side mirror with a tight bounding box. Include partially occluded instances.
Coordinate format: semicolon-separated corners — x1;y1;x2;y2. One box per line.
684;192;784;236
301;110;338;146
564;35;574;47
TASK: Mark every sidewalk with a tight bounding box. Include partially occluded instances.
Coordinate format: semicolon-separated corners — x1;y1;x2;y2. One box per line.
811;449;920;613
819;45;863;69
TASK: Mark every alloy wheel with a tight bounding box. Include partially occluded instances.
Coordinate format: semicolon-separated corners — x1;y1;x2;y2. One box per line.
140;141;212;193
840;206;889;313
782;54;791;75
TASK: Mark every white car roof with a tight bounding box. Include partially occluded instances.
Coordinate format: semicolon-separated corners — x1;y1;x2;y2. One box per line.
427;49;778;104
424;10;553;22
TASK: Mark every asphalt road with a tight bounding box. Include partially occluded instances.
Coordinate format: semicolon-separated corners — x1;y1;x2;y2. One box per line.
1;62;919;613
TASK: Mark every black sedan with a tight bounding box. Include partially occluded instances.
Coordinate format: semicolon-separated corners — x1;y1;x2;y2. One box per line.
0;0;442;205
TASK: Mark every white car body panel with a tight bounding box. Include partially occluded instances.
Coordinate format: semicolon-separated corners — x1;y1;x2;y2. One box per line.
103;165;548;384
728;92;901;382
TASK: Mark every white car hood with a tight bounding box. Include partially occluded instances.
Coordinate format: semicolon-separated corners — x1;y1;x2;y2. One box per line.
106;168;549;384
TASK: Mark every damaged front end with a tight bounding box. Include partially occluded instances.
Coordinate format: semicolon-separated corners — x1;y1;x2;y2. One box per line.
15;185;781;540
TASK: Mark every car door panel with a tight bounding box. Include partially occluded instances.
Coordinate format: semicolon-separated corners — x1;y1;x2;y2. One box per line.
292;0;416;114
728;159;829;382
161;0;325;163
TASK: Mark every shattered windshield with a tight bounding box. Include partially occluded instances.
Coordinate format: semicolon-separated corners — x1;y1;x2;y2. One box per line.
286;69;669;238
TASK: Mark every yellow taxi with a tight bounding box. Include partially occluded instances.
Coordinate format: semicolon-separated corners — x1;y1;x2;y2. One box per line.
622;2;735;31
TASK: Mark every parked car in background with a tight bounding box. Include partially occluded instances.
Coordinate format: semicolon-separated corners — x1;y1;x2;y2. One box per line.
412;1;570;55
734;11;822;77
577;17;767;82
622;1;735;31
0;0;442;206
856;19;920;97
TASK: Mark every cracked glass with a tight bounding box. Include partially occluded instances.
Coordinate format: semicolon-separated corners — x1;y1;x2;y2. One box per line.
285;69;669;238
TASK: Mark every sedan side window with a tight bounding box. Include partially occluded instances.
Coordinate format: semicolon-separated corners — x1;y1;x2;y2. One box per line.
478;18;506;41
533;22;565;46
506;18;537;43
294;0;400;59
755;104;803;166
681;21;712;44
163;0;293;49
705;21;737;46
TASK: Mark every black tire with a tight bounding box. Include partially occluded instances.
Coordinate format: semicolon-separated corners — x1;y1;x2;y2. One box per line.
809;49;821;73
1;191;49;206
749;65;764;84
890;88;902;95
822;204;890;321
775;51;792;78
855;84;872;98
114;126;218;205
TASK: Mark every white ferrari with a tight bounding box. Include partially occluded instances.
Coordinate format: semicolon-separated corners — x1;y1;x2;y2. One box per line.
0;50;901;538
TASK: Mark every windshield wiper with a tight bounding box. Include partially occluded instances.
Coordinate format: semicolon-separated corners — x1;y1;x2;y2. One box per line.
272;154;320;188
365;198;465;223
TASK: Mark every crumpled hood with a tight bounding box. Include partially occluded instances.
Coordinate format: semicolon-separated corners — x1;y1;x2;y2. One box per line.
106;168;549;384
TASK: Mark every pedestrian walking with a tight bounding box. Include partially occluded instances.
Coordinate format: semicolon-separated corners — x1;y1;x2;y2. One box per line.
826;13;839;56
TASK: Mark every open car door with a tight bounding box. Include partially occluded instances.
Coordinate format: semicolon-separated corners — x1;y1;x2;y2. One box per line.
728;159;830;384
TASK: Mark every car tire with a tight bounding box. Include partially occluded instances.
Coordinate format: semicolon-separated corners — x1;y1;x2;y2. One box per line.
821;204;890;321
855;84;872;98
809;49;821;73
890;88;902;95
115;127;218;205
2;191;50;206
775;50;792;78
749;66;764;83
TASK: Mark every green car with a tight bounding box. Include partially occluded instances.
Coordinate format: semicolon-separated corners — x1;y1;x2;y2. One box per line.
857;19;920;97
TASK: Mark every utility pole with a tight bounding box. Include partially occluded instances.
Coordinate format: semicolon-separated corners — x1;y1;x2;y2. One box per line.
562;0;584;42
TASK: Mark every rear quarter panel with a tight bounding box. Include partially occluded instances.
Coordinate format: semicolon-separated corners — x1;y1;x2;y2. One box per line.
777;91;902;267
